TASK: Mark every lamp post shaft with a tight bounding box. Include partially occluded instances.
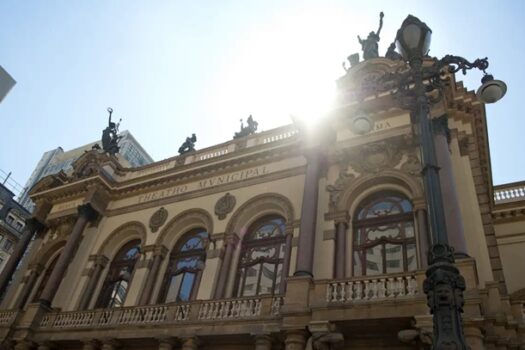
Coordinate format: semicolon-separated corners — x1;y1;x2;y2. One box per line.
410;58;449;246
409;58;468;349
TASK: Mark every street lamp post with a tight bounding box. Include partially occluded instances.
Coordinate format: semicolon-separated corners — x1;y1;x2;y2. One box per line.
368;15;506;349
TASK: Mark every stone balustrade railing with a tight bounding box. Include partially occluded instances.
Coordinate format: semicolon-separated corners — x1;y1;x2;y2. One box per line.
121;125;299;181
494;182;525;204
198;297;261;320
0;311;17;326
325;271;423;303
39;296;281;330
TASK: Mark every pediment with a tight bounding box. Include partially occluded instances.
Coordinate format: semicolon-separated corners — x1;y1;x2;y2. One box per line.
29;171;68;195
70;149;119;181
337;58;408;102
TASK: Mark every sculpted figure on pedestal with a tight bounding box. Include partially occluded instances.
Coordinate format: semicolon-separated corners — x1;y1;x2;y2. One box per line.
357;12;384;60
101;107;122;155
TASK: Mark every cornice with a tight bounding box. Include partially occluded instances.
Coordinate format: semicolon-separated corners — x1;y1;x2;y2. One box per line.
28;141;302;207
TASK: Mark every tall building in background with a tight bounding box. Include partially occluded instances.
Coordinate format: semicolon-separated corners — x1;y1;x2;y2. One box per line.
18;130;153;212
0;180;30;274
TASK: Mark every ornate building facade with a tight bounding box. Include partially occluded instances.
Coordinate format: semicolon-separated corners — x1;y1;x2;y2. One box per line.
18;130;154;213
0;58;523;349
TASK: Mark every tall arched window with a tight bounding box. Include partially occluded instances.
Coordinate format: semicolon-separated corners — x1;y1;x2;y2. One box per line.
96;240;140;308
235;216;286;297
159;229;208;303
352;192;416;276
32;254;60;303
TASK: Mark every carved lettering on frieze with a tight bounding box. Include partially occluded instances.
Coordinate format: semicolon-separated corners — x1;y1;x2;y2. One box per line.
136;165;268;205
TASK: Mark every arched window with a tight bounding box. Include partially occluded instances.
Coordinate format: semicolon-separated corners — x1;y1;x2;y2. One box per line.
32;254;60;303
159;229;208;303
96;240;140;308
352;192;416;276
235;216;286;297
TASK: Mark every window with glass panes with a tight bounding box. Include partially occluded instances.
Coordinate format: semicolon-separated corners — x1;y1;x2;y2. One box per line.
158;229;208;303
96;240;141;308
235;216;286;297
352;192;417;276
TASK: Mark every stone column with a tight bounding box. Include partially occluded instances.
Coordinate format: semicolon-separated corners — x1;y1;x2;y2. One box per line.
294;150;322;277
414;199;431;268
139;245;168;305
0;218;46;297
14;340;34;350
78;255;109;310
464;323;485;350
254;334;273;350
37;342;56;350
13;263;44;309
333;213;349;279
101;339;120;350
82;340;100;350
433;115;467;256
213;233;239;299
39;204;99;307
157;337;176;350
285;330;308;350
181;337;200;350
279;228;294;294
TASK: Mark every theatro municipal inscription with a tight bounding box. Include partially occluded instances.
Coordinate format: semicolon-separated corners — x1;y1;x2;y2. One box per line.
136;166;269;204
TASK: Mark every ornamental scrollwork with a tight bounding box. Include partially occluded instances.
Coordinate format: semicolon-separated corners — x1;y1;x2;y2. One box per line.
349;141;403;174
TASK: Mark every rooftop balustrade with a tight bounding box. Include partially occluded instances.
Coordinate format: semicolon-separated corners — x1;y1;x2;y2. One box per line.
494;181;525;205
121;125;299;181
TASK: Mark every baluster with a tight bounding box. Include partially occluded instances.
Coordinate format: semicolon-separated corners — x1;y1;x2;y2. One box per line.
211;302;218;319
386;278;395;297
377;278;386;298
354;281;363;301
407;276;417;296
198;303;206;319
370;279;378;299
331;283;338;302
397;277;406;296
363;280;371;300
219;301;226;319
347;282;354;301
338;282;346;302
326;284;332;302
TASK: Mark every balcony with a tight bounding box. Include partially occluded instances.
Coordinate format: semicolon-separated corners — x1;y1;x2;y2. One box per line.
37;295;283;331
1;264;482;345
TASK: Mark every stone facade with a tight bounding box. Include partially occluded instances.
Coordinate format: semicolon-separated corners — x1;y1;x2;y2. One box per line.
0;182;30;275
0;58;523;349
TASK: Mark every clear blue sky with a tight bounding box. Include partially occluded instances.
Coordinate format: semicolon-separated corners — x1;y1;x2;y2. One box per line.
0;0;523;187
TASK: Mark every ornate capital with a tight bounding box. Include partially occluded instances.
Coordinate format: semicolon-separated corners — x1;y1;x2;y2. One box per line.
153;244;169;259
77;204;99;222
88;254;109;268
432;114;451;143
25;217;47;234
225;233;240;247
27;263;45;275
